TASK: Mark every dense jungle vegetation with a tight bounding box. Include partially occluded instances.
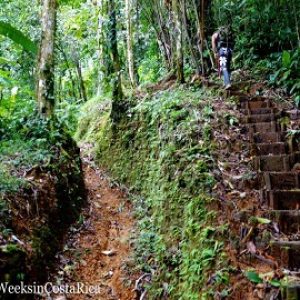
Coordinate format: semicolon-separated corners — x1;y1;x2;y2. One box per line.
0;0;300;299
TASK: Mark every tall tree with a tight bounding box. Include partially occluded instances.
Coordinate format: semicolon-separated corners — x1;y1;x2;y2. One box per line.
181;0;201;75
36;0;57;117
125;0;138;88
141;0;173;70
95;0;106;95
192;0;205;75
172;0;184;82
107;0;123;124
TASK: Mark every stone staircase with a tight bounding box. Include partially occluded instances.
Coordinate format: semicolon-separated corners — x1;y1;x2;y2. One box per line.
239;96;300;299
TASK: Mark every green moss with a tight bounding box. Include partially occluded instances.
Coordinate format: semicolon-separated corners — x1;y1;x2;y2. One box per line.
78;86;228;299
75;95;110;142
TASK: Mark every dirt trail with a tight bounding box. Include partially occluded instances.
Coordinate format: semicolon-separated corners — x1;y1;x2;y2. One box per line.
51;156;137;300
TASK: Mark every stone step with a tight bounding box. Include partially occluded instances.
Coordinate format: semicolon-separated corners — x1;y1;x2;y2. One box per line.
271;240;300;270
251;132;283;143
262;190;300;210
242;113;279;124
246;121;278;133
240;99;273;110
268;210;300;234
241;108;278;115
262;172;300;190
252;153;300;172
252;142;287;155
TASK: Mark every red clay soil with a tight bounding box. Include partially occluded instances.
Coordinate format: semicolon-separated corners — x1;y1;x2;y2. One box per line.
51;160;137;300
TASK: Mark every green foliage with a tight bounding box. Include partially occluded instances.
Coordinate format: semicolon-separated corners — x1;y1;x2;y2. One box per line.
0;93;81;197
137;40;166;84
1;243;23;254
0;21;37;54
0;167;26;196
138;54;165;84
75;95;110;142
78;86;228;299
213;0;299;57
213;0;300;104
269;49;300;104
245;271;263;284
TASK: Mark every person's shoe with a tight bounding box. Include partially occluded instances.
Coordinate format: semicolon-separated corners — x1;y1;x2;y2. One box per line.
225;84;231;90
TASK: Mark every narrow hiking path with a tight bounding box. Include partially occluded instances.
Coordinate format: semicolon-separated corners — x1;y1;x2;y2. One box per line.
49;151;138;300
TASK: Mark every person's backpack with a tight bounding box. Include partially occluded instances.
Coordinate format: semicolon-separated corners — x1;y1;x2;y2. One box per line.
217;26;234;49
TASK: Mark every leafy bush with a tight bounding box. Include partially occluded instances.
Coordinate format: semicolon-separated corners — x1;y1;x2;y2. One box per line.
269;50;300;104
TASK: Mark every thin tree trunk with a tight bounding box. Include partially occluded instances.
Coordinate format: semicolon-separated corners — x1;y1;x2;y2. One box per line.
167;1;176;71
154;1;173;70
200;0;205;76
108;0;123;123
205;39;215;69
140;0;173;70
145;9;170;67
76;60;87;102
192;0;204;76
96;0;105;95
292;0;300;48
135;0;141;85
57;44;77;99
180;0;201;75
172;0;184;82
37;0;57;117
125;0;137;88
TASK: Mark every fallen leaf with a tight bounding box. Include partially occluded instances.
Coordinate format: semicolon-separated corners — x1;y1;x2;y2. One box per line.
256;217;271;224
245;271;263;284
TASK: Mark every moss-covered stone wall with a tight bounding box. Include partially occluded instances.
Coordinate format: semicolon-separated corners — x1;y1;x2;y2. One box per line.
77;87;229;299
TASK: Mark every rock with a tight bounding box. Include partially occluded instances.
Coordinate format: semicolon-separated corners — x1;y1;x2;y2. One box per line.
102;250;116;256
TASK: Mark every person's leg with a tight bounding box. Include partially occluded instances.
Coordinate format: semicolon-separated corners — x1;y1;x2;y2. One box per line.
219;48;230;87
223;68;231;88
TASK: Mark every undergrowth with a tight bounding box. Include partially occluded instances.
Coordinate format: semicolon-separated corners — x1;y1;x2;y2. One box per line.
0;99;73;195
77;86;230;299
0;98;85;288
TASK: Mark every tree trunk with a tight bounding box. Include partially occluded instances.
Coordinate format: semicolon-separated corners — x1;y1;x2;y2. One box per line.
140;0;173;71
96;0;105;95
135;0;141;84
200;0;205;76
76;60;87;102
292;0;300;48
108;0;123;124
36;0;57;117
181;0;201;75
154;1;173;70
193;0;205;76
125;0;137;88
57;44;77;99
172;0;184;83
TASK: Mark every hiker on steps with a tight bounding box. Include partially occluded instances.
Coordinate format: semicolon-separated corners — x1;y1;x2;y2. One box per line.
212;26;234;90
